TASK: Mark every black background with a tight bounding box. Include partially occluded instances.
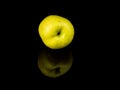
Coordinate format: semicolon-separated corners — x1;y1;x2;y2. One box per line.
29;1;105;84
4;0;114;88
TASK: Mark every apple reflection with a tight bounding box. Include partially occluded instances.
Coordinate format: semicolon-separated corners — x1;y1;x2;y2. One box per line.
37;48;73;78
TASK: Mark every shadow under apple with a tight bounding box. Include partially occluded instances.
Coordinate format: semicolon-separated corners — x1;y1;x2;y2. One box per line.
37;48;73;78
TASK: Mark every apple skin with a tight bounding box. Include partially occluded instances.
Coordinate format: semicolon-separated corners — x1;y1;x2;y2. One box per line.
38;15;74;49
37;48;73;78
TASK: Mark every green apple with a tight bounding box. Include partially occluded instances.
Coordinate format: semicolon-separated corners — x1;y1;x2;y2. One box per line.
37;48;73;78
38;15;74;49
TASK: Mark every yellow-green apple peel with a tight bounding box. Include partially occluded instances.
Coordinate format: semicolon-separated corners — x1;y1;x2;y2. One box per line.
38;15;74;49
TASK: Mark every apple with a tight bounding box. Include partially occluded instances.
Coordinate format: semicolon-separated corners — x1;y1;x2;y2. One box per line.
38;15;74;49
37;48;73;78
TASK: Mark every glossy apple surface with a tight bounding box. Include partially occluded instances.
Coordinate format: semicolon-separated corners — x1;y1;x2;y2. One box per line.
38;15;74;49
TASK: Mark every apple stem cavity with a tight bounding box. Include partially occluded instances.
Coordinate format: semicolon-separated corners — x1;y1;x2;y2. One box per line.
57;28;62;36
54;67;60;74
57;31;61;35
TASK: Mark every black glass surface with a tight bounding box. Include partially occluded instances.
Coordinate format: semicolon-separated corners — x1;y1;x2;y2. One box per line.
10;1;109;87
